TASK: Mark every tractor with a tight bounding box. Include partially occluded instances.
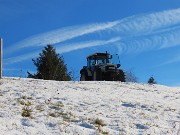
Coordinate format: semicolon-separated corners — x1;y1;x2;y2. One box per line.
80;52;126;81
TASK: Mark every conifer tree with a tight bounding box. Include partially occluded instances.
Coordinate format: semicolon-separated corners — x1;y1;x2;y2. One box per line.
148;76;157;84
27;45;71;81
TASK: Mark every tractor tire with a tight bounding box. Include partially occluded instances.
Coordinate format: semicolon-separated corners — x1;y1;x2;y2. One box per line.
80;73;86;81
118;69;126;82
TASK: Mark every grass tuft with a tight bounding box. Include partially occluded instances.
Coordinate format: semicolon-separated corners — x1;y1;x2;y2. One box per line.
21;107;32;117
94;118;105;127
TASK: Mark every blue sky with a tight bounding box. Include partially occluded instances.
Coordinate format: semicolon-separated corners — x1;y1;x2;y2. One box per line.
1;0;180;86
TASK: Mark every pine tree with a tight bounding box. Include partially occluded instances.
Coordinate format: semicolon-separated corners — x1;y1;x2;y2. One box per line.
27;45;71;81
148;76;157;84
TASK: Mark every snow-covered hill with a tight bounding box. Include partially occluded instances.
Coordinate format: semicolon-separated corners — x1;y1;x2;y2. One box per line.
0;78;179;135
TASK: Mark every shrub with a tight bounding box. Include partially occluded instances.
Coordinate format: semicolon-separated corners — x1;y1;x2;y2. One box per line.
94;118;105;127
21;107;32;117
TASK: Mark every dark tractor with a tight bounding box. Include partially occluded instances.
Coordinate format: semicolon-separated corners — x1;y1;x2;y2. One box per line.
80;52;126;81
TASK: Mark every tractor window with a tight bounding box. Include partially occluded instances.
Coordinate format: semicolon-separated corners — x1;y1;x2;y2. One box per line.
87;58;95;67
87;54;112;67
87;58;105;67
97;59;105;64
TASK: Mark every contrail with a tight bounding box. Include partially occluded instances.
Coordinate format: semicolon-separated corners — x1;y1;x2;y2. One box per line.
5;8;180;55
113;8;180;35
158;53;180;66
3;50;40;65
4;21;119;55
4;37;121;64
56;37;120;53
116;25;180;54
4;8;180;64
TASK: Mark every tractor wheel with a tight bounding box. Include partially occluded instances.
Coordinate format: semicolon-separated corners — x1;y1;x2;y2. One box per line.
118;69;126;82
80;73;86;81
115;69;125;82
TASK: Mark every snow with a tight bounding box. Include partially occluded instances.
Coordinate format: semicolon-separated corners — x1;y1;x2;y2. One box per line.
0;77;179;135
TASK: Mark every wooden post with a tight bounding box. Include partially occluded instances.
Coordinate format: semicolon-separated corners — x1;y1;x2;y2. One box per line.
0;38;2;79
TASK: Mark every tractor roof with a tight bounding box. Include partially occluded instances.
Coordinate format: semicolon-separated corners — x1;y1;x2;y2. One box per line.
86;52;110;59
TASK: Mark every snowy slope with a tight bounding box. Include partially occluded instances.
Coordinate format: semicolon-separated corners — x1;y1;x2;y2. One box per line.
0;78;179;135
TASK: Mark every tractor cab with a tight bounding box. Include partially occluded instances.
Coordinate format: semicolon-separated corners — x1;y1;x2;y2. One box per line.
87;52;110;68
86;52;120;68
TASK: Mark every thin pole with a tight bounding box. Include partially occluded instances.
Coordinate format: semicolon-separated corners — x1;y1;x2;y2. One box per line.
0;38;2;79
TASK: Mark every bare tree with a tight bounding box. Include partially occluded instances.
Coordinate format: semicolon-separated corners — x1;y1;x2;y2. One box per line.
125;69;138;82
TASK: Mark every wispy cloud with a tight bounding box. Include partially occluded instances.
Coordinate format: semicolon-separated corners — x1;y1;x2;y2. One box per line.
4;21;119;55
158;54;180;66
56;37;120;54
4;37;120;64
6;8;180;54
113;8;180;35
3;50;39;65
4;8;180;64
116;25;180;54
